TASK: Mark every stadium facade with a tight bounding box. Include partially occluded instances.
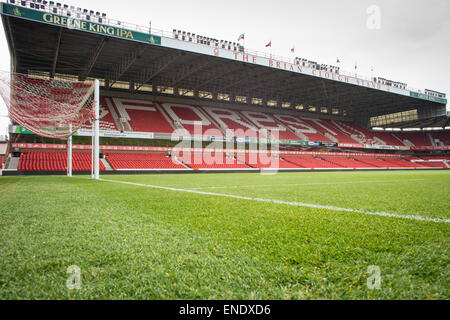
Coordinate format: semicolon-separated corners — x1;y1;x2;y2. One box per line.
0;0;449;175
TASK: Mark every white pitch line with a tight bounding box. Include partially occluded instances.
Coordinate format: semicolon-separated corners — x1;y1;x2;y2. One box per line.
98;178;450;224
188;179;426;190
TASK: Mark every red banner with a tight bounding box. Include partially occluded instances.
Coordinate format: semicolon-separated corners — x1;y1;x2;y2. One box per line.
338;143;365;149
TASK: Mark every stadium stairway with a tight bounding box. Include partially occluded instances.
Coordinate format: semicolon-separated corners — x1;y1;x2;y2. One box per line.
101;158;114;171
5;156;19;170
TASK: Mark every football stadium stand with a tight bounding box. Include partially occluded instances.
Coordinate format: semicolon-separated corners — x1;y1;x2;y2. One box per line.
1;1;448;177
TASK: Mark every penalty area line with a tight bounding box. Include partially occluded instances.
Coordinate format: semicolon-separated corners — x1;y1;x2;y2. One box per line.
98;178;450;225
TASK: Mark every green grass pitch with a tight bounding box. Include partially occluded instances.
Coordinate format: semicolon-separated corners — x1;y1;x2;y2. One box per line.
0;171;449;300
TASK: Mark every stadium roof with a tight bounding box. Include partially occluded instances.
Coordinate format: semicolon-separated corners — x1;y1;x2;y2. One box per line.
1;1;447;127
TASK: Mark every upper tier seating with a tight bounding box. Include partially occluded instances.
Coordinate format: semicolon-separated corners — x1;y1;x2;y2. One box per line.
125;104;175;133
393;133;433;147
81;97;119;131
19;151;106;171
94;96;449;147
274;116;335;143
160;103;223;136
419;155;450;161
431;132;450;146
330;120;404;146
201;106;263;138
237;111;301;140
105;153;185;170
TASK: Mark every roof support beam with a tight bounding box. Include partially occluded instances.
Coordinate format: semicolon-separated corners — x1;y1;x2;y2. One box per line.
211;67;268;92
135;52;181;90
178;63;237;96
168;58;213;87
217;71;256;91
244;71;289;92
107;45;147;87
183;64;244;95
79;37;107;81
50;28;63;79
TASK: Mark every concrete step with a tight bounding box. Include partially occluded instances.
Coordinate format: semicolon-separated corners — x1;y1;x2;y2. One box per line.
101;158;114;171
6;157;19;170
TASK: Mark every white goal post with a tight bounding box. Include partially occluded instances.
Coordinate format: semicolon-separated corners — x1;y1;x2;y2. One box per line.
94;79;100;180
67;79;100;180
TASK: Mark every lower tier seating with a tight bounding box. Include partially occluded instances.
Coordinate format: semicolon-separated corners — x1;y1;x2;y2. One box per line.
19;151;106;171
324;157;375;168
381;158;426;168
177;152;251;169
105;153;186;170
15;150;448;171
353;157;392;168
420;161;447;168
237;154;300;169
283;156;343;169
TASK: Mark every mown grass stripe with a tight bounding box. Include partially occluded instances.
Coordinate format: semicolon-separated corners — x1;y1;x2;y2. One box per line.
99;178;450;224
189;179;426;190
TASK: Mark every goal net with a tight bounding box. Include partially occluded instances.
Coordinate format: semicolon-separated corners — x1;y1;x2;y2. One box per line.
0;71;100;179
0;71;95;139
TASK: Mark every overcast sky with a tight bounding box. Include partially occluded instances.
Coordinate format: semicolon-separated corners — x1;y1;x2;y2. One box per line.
0;0;449;135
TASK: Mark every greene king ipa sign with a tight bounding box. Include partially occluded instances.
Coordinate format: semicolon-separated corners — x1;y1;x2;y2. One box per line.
1;3;161;45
